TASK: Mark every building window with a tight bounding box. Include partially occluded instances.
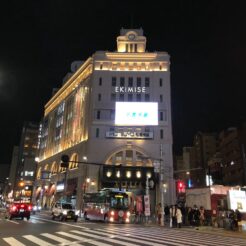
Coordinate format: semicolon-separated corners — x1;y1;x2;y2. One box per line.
98;94;101;101
145;77;150;87
160;112;163;121
160;95;163;102
120;77;125;86
112;77;117;86
137;94;141;102
145;94;150;102
99;77;102;86
100;64;103;70
134;44;137;52
128;94;133;101
119;94;124;101
126;44;129;52
160;129;164;139
160;78;163;87
111;93;116;101
96;128;100;138
137;77;141;87
110;110;115;120
97;111;101;119
128;77;133;87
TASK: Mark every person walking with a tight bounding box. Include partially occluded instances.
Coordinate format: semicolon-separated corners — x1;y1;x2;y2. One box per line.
170;205;177;228
199;206;205;226
155;203;162;225
176;205;183;228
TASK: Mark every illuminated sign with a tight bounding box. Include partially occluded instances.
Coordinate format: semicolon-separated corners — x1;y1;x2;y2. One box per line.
115;87;146;93
115;102;158;126
228;190;246;212
106;131;153;139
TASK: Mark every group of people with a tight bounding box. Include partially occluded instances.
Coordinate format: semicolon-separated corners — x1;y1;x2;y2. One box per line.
228;209;242;231
156;203;207;228
155;203;182;228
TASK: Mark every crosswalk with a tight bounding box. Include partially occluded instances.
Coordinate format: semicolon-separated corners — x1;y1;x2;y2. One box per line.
2;226;246;246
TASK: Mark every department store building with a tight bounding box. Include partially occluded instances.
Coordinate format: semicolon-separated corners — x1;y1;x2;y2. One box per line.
34;28;175;211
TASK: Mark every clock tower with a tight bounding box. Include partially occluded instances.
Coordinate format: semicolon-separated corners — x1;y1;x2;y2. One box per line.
117;28;146;53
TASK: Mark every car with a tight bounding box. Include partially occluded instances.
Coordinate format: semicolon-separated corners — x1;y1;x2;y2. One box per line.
32;204;41;214
7;202;32;220
51;202;78;222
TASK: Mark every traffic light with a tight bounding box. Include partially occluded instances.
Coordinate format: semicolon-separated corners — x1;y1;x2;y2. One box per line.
60;154;69;168
177;180;185;193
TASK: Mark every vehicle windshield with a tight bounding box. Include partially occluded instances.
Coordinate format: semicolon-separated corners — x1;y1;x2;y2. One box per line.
62;204;73;209
110;194;128;209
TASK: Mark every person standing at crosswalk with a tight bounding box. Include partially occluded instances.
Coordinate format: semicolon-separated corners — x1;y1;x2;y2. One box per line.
155;202;162;225
176;205;183;228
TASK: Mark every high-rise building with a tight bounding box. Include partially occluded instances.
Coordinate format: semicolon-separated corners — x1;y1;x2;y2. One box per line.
35;28;175;211
14;122;39;202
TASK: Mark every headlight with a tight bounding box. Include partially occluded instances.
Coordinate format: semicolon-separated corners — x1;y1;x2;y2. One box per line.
63;210;67;215
126;211;131;217
110;211;115;216
75;210;79;215
33;206;37;211
38;206;41;210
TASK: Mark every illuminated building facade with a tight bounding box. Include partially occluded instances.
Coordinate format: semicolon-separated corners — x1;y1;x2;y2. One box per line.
35;28;175;210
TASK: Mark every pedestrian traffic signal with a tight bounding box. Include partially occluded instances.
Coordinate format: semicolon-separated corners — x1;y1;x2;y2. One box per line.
60;154;69;168
177;181;185;193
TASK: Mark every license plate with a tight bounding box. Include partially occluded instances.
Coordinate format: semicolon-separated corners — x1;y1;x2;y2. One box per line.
67;216;71;218
20;209;24;212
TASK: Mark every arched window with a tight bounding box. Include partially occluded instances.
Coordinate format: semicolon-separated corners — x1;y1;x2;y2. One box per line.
51;162;58;175
36;167;42;179
69;153;79;169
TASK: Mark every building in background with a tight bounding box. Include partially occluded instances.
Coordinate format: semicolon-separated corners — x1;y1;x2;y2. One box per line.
35;28;175;212
14;122;39;202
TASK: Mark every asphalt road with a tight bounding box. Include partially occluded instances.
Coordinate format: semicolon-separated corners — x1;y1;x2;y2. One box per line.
0;213;246;246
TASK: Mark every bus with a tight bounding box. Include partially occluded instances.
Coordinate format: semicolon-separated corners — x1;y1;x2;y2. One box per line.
83;189;131;223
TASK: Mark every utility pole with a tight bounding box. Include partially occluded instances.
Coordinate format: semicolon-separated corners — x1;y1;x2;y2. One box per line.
160;144;164;226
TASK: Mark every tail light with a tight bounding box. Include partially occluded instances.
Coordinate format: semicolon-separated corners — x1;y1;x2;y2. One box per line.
11;206;17;211
21;204;25;208
28;205;32;211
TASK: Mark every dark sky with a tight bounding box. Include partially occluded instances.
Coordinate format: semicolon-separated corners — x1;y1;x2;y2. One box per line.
1;0;246;163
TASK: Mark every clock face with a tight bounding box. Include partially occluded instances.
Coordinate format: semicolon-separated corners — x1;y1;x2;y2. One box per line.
128;33;136;40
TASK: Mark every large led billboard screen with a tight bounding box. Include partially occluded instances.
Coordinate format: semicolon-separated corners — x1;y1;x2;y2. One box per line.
115;102;158;125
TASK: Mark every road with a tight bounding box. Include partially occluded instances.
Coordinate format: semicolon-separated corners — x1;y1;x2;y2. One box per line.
0;213;245;246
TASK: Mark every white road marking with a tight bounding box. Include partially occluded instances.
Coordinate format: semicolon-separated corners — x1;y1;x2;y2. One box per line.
22;235;51;246
6;219;19;224
3;237;25;246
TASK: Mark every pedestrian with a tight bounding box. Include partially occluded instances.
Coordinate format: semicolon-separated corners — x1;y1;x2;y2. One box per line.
199;206;205;226
164;204;170;223
235;209;242;231
187;207;193;226
170;205;177;228
176;205;183;228
193;205;200;226
155;203;162;225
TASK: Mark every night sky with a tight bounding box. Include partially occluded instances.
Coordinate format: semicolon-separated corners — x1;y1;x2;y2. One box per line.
1;1;246;164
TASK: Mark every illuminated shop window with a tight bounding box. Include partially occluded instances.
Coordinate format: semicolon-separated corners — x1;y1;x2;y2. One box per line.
69;153;78;169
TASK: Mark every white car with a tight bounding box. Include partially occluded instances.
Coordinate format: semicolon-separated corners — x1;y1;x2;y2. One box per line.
51;202;78;222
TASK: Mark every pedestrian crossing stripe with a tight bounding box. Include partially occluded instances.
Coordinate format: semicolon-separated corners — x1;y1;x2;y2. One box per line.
98;227;245;246
2;227;246;246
